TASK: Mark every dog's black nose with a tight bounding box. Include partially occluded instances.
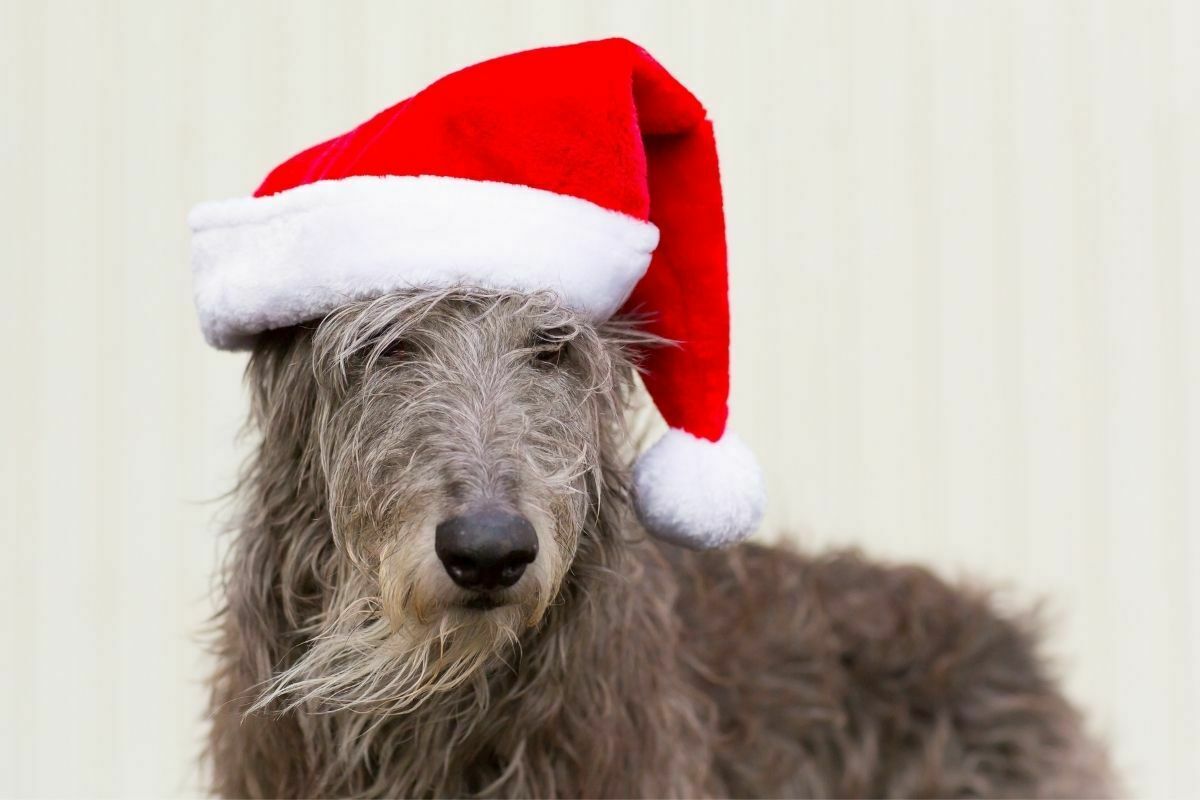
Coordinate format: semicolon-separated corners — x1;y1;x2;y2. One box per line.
435;508;538;591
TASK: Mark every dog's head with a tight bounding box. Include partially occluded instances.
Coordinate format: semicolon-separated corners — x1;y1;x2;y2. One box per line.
244;288;652;713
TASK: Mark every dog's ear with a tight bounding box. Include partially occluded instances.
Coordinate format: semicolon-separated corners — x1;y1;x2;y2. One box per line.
246;326;321;458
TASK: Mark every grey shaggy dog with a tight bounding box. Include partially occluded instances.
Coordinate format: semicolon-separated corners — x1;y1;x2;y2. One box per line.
207;288;1116;798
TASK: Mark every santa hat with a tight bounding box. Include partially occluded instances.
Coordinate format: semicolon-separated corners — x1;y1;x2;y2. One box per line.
189;38;765;549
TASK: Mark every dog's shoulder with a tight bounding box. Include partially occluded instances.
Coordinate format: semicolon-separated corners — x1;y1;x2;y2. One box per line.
803;548;1048;700
666;540;1047;698
657;541;1115;797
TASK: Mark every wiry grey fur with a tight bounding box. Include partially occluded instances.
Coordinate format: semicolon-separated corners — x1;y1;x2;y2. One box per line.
207;288;1116;798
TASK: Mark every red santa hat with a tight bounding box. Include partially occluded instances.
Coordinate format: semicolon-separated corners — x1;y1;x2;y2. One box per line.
189;38;765;549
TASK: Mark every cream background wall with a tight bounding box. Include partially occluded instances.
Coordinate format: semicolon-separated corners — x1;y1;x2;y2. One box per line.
2;0;1196;796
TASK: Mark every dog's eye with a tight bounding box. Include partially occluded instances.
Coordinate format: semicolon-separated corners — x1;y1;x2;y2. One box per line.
378;339;406;360
533;345;563;366
530;327;571;366
532;341;565;366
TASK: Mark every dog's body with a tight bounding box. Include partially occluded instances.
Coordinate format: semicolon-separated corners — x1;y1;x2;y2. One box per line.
207;290;1113;798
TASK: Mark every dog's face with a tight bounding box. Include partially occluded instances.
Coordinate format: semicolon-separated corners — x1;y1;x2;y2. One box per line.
248;289;645;713
315;288;630;632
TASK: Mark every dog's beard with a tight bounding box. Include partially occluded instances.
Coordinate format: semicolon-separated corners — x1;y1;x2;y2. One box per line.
249;573;530;719
251;495;574;722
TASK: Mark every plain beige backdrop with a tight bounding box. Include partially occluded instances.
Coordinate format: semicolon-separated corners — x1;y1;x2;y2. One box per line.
2;0;1197;796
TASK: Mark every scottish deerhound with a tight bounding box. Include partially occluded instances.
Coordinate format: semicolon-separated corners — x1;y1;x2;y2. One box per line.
207;288;1115;798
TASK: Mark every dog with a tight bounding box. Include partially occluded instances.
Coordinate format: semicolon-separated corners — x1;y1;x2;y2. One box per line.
206;287;1115;798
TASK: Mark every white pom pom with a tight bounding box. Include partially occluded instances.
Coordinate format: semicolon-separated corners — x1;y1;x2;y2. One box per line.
633;428;766;549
